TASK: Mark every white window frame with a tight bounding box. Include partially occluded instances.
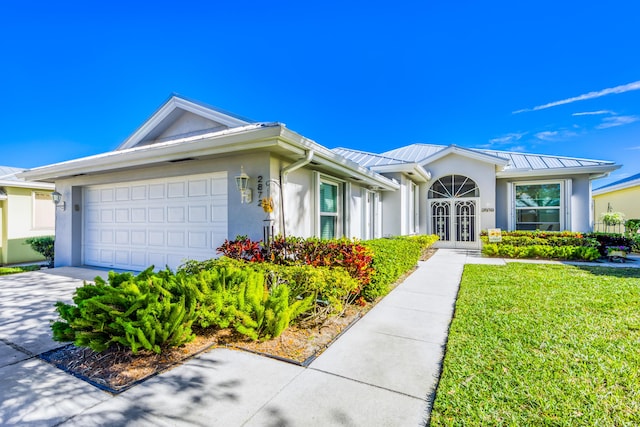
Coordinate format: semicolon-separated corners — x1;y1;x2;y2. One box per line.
316;173;344;239
510;180;567;231
32;191;55;230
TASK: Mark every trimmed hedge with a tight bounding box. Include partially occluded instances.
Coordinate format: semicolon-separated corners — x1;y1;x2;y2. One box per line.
362;234;439;301
482;243;600;261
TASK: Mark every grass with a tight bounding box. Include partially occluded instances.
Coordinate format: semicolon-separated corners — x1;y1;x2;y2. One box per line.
430;263;640;426
0;265;41;275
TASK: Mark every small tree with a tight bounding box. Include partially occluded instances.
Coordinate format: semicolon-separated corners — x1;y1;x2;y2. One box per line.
25;236;55;267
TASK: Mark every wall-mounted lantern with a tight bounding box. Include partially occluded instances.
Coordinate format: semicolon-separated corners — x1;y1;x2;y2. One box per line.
51;191;66;211
234;166;252;204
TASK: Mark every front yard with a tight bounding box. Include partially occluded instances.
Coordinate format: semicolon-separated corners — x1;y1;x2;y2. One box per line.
431;263;640;426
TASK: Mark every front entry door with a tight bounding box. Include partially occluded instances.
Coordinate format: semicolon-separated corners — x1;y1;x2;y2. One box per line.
430;198;479;249
427;174;482;249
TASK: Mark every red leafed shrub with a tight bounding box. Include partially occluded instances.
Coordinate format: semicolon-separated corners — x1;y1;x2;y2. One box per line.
217;236;264;262
267;237;374;288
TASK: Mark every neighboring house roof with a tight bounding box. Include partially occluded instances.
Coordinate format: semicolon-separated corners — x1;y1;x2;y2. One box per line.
0;165;54;190
593;172;640;195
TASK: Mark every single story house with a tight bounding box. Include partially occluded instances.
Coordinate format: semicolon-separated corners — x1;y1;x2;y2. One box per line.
593;172;640;232
0;166;55;265
20;95;620;270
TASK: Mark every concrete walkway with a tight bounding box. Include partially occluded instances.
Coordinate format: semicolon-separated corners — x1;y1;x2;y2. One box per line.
0;250;637;426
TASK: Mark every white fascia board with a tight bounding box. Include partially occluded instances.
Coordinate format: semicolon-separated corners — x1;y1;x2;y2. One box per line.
593;177;640;196
421;145;510;167
497;164;620;179
370;163;431;183
117;96;251;150
19;125;284;182
0;180;55;190
278;128;400;191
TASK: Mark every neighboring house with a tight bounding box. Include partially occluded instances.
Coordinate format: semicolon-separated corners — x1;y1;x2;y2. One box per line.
592;172;640;232
0;166;55;265
20;95;620;270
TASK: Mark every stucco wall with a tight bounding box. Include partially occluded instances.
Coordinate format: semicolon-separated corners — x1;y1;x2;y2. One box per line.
594;185;640;224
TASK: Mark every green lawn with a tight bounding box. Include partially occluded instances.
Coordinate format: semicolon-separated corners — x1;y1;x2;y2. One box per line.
0;265;41;276
430;263;640;426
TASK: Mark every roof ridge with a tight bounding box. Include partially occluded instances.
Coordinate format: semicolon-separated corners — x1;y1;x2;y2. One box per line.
333;147;407;162
477;147;615;164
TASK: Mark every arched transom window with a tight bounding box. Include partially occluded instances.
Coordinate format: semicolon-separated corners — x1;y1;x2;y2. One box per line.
428;175;479;199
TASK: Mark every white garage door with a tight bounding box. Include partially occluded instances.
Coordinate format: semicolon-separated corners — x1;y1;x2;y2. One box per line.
83;172;228;271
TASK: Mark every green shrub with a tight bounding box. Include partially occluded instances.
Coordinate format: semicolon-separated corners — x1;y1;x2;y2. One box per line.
585;233;635;256
51;267;197;354
25;236;55;267
482;243;600;261
189;261;313;340
180;257;358;325
625;219;640;236
362;235;439;301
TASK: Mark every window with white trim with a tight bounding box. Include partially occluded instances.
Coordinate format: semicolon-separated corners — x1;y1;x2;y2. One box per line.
514;182;563;231
33;191;55;230
319;179;343;239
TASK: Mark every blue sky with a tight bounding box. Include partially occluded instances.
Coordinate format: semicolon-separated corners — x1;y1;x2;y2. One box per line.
1;1;639;187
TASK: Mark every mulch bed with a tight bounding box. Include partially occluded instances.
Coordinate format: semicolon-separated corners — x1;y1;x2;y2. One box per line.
39;249;438;394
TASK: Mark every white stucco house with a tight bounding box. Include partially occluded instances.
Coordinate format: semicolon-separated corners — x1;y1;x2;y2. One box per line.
19;95;620;270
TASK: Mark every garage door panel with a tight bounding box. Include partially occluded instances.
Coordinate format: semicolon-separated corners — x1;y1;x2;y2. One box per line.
131;251;147;268
148;208;164;222
149;184;165;199
100;189;114;202
148;231;164;246
115;187;130;201
132;186;146;200
167;231;185;248
131;208;146;222
188;179;207;197
83;172;228;271
167;207;185;223
131;230;146;245
101;209;114;223
115;209;129;223
188;232;207;249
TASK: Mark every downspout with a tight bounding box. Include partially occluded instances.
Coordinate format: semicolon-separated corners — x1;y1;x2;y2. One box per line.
279;150;314;239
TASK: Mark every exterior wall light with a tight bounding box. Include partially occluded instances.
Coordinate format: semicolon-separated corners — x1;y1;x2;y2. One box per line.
51;191;66;211
234;166;252;204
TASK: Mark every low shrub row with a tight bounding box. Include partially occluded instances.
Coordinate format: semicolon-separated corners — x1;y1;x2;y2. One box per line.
362;235;439;300
52;234;439;354
216;234;438;302
481;230;638;260
482;243;601;261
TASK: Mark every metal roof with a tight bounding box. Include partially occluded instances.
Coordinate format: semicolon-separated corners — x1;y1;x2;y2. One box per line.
377;143;615;171
0;166;26;181
594;171;640;192
332;148;406;167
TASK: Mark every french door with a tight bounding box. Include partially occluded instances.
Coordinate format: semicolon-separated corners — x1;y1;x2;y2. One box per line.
430;198;479;249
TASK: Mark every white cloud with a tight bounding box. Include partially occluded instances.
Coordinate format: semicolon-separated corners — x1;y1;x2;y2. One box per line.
513;80;640;114
489;132;527;144
572;110;614;116
628;146;640;150
535;131;559;141
596;115;640;129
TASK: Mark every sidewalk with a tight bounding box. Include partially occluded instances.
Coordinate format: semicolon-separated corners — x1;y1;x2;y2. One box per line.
3;249;635;426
